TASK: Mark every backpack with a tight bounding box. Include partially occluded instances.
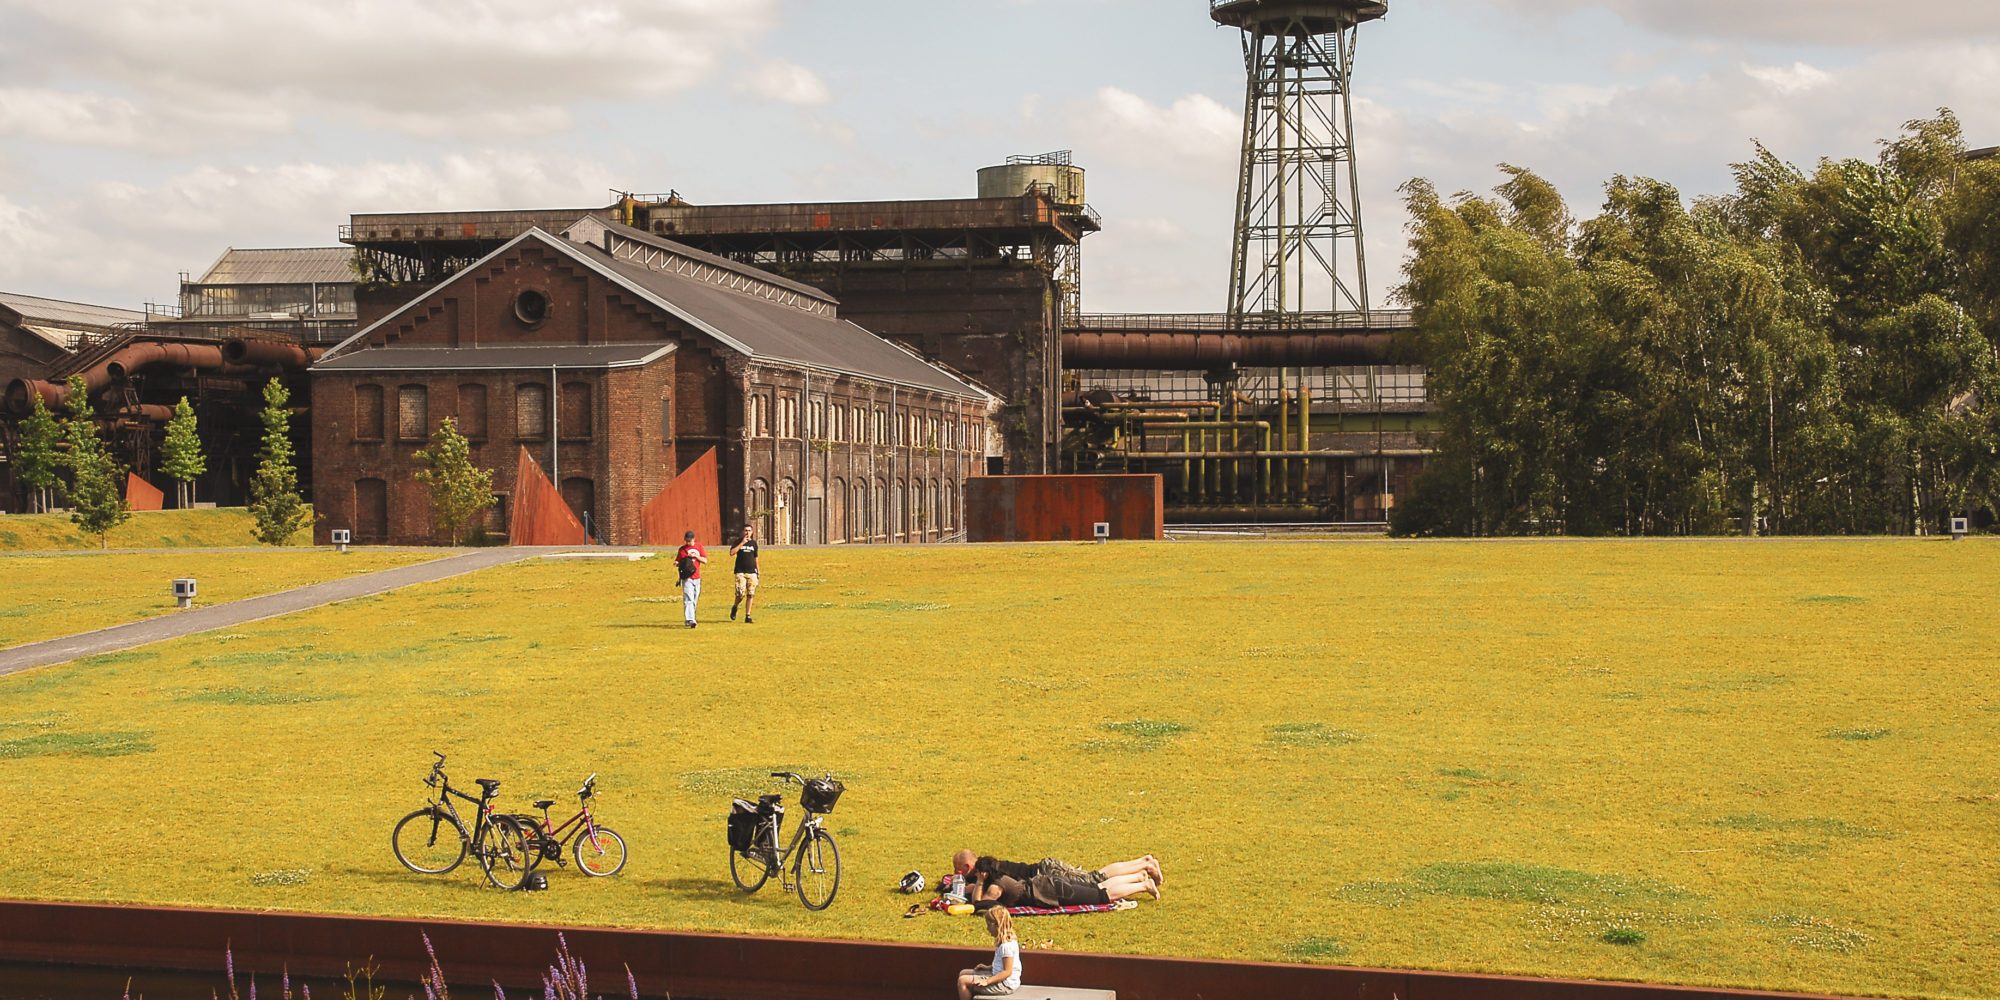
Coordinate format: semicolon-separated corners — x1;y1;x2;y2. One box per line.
677;548;698;581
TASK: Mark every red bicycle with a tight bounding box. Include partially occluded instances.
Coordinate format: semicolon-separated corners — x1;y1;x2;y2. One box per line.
516;773;628;877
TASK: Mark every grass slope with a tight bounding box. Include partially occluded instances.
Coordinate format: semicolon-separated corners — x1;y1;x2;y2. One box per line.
0;539;1995;998
0;508;313;550
0;550;440;648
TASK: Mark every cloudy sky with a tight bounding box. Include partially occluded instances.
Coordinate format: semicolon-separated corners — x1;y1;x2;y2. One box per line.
1;0;1997;314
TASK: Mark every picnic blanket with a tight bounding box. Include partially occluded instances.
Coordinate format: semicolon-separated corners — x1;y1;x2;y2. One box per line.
916;897;1135;918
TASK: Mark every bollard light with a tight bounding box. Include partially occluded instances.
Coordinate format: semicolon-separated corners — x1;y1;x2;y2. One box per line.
331;528;352;554
1093;522;1111;544
172;578;198;610
1951;517;1970;541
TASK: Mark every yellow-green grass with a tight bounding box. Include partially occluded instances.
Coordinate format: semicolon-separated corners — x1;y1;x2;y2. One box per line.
0;540;1996;998
0;550;439;648
0;508;313;550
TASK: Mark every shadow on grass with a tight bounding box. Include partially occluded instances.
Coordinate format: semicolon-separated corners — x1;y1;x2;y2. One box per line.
654;876;769;904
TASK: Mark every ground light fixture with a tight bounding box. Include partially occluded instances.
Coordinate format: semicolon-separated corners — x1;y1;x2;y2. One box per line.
1951;517;1970;540
331;528;352;553
172;578;197;610
1094;521;1111;543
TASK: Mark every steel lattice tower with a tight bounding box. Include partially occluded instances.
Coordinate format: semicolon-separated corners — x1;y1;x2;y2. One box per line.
1213;0;1387;326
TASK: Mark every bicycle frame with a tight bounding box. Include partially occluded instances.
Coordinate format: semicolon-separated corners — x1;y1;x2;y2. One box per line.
757;807;827;885
427;769;501;853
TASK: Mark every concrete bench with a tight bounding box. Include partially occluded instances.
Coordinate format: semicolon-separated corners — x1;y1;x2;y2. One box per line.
1013;988;1115;1000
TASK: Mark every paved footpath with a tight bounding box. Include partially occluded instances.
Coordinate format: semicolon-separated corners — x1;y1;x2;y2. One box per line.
0;547;548;678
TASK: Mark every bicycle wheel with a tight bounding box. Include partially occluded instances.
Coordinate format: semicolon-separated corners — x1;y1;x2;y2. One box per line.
392;808;468;875
794;828;840;911
571;825;628;877
729;840;773;893
480;816;537;890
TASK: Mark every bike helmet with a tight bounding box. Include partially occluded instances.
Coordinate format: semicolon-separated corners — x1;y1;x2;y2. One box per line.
898;870;927;895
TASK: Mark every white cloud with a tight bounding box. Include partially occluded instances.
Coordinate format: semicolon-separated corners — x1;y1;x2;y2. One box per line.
0;87;294;152
1742;62;1834;96
1086;87;1241;165
0;153;618;306
1479;0;2000;43
5;0;779;140
744;60;832;107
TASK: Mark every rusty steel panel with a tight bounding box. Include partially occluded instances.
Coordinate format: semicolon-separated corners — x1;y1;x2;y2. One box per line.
0;901;1875;1000
965;473;1165;542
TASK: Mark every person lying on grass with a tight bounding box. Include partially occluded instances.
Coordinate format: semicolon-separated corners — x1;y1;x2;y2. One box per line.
951;849;1164;897
968;858;1159;910
957;907;1023;998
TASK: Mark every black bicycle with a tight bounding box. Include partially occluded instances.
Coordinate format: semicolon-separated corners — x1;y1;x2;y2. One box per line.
391;752;538;890
727;772;844;910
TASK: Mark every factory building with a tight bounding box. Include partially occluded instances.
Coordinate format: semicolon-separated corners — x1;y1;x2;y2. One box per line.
310;221;995;546
146;247;358;346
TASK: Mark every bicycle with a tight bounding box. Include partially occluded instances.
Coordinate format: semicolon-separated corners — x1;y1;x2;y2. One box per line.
727;771;844;910
390;752;538;890
515;772;629;877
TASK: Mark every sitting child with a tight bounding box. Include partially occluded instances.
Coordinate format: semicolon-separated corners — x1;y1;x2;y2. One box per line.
956;907;1022;998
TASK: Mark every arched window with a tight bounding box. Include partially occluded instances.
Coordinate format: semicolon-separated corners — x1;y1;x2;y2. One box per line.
829;477;846;544
893;479;906;539
749;478;771;543
908;481;922;537
874;478;887;539
354;384;384;441
516;383;549;440
943;479;955;531
927;480;939;538
851;481;866;541
397;384;429;442
777;478;797;545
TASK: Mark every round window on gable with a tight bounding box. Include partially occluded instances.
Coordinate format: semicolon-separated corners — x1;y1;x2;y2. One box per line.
514;288;551;328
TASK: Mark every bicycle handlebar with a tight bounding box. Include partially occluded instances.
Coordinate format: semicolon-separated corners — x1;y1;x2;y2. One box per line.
771;771;802;783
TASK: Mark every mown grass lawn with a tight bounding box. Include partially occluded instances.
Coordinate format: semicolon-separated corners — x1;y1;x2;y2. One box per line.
0;508;314;550
0;539;1995;998
0;549;441;649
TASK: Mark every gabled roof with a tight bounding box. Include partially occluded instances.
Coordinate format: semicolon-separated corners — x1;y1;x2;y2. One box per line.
0;291;144;351
192;248;354;286
323;229;993;401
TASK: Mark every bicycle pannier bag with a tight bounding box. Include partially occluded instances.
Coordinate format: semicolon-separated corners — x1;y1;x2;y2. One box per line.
801;776;845;813
728;799;759;853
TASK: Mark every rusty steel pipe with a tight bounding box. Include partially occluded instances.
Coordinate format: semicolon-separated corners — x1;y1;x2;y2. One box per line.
115;404;177;423
102;342;228;383
1063;331;1407;369
222;338;318;368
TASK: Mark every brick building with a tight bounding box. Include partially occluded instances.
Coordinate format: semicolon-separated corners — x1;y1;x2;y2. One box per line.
310;221;995;546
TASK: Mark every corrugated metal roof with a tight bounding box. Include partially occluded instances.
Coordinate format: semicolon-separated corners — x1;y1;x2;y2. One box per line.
315;342;676;372
193;248;354;286
582;218;837;305
0;291;144;329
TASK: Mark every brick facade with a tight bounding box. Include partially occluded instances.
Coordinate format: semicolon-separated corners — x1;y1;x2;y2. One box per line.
312;233;992;547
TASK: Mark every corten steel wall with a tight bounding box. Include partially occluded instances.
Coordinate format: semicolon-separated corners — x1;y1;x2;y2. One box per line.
641;445;722;546
0;901;1870;1000
124;472;165;511
966;473;1165;542
510;446;587;546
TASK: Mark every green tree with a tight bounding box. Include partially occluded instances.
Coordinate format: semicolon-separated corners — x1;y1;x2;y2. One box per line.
248;378;311;545
15;390;62;513
57;375;129;546
413;417;495;545
159;396;206;510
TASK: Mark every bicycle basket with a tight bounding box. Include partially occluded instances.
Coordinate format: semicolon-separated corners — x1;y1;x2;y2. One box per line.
801;776;845;813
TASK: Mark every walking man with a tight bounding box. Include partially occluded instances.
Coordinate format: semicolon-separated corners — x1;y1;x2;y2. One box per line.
675;530;707;629
729;524;760;624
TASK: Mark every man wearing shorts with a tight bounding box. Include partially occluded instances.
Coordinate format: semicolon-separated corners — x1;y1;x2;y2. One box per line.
729;524;760;624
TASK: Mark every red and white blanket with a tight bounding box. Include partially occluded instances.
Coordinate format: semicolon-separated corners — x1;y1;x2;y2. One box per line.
927;898;1136;917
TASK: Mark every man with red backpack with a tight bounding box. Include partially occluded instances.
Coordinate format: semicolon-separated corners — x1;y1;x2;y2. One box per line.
675;530;707;629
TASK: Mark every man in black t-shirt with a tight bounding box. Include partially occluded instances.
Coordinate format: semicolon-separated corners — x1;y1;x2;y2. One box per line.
729;524;760;624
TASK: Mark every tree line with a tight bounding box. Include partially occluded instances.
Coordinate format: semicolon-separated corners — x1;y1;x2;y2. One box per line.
1391;111;2000;537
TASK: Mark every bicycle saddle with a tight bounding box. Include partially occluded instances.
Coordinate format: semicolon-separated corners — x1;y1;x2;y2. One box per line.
759;793;783;805
533;799;556;809
475;778;502;793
